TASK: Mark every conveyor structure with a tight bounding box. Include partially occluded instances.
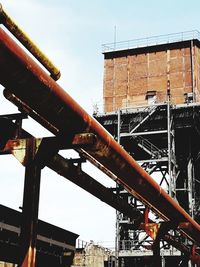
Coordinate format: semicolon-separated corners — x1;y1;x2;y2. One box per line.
0;4;199;267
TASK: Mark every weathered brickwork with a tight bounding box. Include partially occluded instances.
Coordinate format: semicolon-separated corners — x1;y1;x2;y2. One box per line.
103;41;200;112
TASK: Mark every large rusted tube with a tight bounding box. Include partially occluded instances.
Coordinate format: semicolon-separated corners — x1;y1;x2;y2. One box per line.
0;28;199;244
0;4;61;80
2;120;198;259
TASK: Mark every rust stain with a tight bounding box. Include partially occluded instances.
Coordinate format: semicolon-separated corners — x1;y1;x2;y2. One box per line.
21;246;36;267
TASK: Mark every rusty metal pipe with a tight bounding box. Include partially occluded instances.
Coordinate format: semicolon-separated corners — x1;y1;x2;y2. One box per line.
0;3;60;80
48;153;142;222
3;90;59;135
2;120;198;259
0;28;199;244
46;155;200;262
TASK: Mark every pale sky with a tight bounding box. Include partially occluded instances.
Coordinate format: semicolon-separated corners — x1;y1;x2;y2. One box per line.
1;0;200;247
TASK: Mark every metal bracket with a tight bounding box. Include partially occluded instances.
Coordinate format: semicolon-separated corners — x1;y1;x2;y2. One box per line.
0;113;28;150
1;133;97;167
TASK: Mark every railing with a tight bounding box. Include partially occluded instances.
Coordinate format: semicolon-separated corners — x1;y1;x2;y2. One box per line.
121;105;158;133
102;30;200;53
76;239;89;249
119;239;181;255
132;136;168;158
119;239;153;251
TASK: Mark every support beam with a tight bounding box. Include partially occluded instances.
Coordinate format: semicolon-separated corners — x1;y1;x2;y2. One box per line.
1;133;97;166
188;158;194;217
48;153;142;224
120;130;168;137
18;139;41;267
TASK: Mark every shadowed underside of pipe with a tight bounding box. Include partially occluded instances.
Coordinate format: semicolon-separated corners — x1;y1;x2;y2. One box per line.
0;28;199;244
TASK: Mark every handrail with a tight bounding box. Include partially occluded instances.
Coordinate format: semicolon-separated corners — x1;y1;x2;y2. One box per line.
0;3;60;80
102;30;200;53
133;135;167;158
129;105;158;133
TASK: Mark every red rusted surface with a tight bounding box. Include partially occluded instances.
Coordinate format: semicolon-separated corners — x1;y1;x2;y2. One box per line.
0;28;199;245
190;255;200;266
21;247;36;267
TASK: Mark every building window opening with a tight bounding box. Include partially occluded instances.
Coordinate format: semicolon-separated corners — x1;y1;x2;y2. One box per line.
146;90;157;105
184;92;193;104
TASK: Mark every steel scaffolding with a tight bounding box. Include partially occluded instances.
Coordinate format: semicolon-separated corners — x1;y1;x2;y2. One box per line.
95;99;200;266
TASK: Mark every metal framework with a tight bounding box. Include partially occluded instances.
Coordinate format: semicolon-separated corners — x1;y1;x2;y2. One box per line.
95;100;200;266
0;4;200;267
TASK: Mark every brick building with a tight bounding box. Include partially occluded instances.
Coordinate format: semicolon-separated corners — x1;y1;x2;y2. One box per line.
95;31;200;266
103;31;200;112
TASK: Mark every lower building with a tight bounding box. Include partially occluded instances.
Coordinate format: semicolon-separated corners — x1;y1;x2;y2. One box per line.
0;205;78;267
72;240;114;267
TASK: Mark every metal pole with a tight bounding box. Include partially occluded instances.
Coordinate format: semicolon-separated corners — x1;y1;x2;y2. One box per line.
117;108;121;144
167;82;172;197
18;138;41;267
115;108;121;267
114;25;117;51
188;157;194;218
190;40;195;103
115;213;120;267
161;255;165;267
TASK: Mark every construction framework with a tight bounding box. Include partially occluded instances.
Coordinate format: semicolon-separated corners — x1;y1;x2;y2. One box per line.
94;30;200;267
95;99;200;266
0;5;200;267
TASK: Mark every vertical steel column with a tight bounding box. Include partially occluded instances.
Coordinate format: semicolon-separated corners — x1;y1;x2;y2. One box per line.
188;155;194;218
161;254;165;267
18;138;41;267
167;82;176;199
117;108;121;144
167;83;172;198
115;108;121;267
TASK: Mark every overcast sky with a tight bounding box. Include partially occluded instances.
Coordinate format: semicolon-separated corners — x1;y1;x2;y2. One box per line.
1;0;200;247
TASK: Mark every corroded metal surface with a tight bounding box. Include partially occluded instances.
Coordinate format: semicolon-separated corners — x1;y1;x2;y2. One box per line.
19;139;41;267
0;28;199;247
2;134;97;166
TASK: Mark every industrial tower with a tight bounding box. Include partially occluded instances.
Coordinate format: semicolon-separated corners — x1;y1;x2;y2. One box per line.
0;4;200;265
94;31;200;266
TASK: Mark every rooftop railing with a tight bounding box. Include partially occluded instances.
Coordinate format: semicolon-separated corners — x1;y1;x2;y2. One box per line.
102;30;200;53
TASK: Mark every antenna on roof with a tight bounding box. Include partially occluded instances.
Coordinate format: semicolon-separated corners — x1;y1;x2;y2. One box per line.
114;25;117;50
